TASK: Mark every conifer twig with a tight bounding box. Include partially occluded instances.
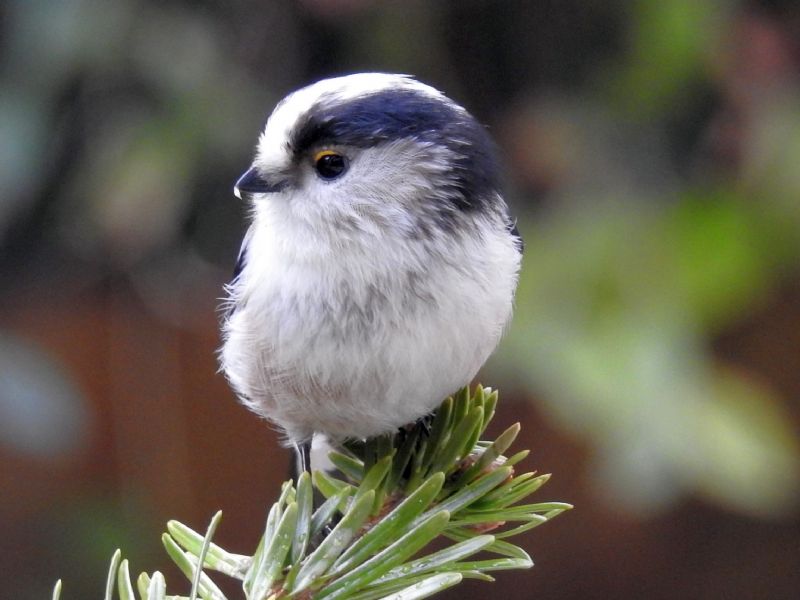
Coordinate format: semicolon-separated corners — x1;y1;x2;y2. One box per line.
54;386;571;600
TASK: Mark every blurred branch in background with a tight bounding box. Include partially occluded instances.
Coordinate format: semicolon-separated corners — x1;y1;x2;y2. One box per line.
494;193;800;517
489;0;800;518
1;0;799;599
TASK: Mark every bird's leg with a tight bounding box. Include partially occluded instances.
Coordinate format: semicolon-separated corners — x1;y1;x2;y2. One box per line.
294;439;312;477
412;413;434;437
397;413;434;445
292;438;338;540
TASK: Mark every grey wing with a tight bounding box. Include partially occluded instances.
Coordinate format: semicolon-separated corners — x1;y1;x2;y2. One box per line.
508;220;524;254
224;227;253;318
232;231;251;282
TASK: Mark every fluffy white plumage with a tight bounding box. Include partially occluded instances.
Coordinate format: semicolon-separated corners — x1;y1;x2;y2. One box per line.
220;74;521;445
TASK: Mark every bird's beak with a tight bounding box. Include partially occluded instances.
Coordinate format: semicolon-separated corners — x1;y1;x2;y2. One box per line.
233;167;287;199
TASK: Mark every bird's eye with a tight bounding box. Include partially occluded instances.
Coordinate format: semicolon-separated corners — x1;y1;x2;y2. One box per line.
313;150;348;180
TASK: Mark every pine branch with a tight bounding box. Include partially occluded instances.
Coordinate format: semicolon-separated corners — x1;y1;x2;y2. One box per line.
54;386;571;600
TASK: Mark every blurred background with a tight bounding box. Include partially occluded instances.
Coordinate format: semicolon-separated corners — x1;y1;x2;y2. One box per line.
1;0;799;598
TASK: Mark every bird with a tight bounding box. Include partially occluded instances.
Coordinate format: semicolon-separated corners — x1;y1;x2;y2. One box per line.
219;73;522;473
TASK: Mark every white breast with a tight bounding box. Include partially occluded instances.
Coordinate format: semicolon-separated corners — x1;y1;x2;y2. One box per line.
220;204;520;443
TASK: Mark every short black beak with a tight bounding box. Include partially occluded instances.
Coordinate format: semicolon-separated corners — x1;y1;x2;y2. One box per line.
233;167;286;198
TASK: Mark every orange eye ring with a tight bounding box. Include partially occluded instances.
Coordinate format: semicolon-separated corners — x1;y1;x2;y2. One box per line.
313;150;348;180
313;149;339;162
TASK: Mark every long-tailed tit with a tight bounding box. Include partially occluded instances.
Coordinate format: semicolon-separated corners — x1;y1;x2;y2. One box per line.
220;73;522;470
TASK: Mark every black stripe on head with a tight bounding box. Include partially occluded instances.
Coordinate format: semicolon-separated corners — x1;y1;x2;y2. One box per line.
290;88;502;211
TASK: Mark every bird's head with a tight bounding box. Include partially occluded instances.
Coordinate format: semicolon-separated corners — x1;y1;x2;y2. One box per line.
234;73;504;251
